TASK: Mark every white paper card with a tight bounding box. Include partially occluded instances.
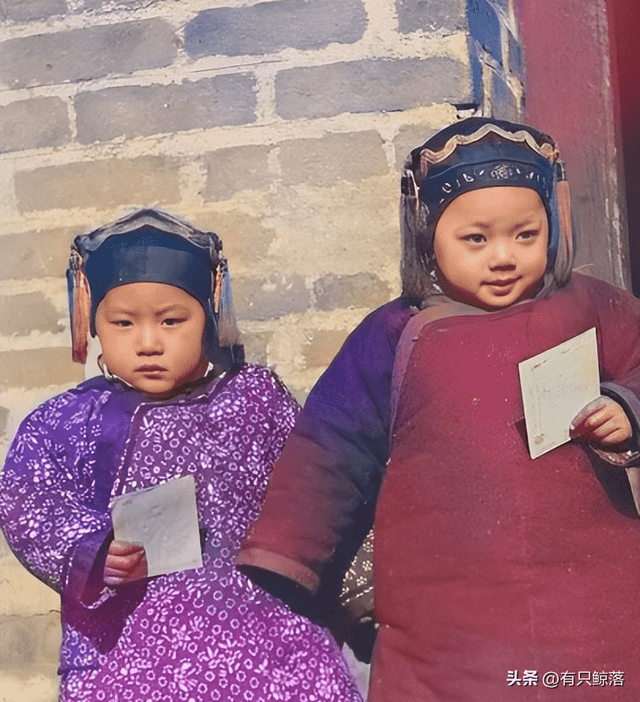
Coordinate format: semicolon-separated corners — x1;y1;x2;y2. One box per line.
111;475;203;578
518;328;600;459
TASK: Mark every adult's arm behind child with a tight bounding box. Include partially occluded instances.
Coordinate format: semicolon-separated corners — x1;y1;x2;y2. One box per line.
237;299;413;594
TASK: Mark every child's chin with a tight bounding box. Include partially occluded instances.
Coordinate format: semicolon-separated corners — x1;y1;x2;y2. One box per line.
486;296;515;307
131;379;176;399
475;296;517;312
481;289;532;310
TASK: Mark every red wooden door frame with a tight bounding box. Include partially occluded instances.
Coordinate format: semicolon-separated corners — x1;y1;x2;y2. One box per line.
513;0;633;290
605;0;640;295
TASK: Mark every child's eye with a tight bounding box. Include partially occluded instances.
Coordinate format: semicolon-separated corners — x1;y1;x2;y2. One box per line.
112;319;132;327
517;230;538;240
463;233;486;244
162;318;185;327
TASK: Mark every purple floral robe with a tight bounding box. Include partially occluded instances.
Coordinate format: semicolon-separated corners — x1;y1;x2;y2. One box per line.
0;364;362;702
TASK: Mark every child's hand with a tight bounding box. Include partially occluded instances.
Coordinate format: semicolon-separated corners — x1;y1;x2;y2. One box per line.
570;396;632;450
103;540;147;586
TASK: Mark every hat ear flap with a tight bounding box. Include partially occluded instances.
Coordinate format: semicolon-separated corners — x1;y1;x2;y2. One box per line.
555;179;574;276
400;168;437;303
213;257;242;349
67;252;91;364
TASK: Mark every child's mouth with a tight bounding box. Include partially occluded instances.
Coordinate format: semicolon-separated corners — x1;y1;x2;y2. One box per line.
486;277;519;287
484;278;520;295
136;365;167;376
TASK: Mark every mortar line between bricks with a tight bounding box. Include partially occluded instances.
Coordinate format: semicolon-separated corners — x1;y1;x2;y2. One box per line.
0;103;457;169
0;30;468;99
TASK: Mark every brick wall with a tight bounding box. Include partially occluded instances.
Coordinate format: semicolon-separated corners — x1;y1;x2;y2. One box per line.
0;1;523;698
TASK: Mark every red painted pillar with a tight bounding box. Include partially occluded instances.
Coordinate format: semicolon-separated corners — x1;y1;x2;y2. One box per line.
605;0;640;294
513;0;631;289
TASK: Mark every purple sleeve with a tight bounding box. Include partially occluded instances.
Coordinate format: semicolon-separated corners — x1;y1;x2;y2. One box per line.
0;393;113;602
238;298;413;592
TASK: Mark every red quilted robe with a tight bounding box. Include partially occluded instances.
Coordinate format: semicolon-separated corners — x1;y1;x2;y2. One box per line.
373;274;640;700
240;274;640;701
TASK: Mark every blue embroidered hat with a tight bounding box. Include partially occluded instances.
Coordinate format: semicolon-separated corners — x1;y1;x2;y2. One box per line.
83;227;213;329
67;209;243;369
400;117;574;303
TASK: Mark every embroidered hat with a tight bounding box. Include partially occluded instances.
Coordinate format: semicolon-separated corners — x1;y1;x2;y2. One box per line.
67;209;243;369
400;117;574;303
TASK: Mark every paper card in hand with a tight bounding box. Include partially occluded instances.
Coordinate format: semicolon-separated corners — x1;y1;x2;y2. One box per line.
518;327;600;459
111;474;203;578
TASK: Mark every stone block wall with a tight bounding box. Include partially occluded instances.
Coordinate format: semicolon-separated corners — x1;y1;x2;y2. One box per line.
467;0;526;119
0;0;524;698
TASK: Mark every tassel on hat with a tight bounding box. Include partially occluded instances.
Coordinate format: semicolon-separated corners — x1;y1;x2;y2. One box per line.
213;256;242;349
546;159;574;287
67;250;91;364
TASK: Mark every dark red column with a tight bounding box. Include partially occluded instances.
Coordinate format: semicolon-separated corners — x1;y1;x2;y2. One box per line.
513;0;632;290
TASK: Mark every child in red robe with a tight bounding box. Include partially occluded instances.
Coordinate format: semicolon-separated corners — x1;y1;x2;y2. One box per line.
238;118;640;701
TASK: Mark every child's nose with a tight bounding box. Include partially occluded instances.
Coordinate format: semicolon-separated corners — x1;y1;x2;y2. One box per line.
489;242;516;268
137;325;163;355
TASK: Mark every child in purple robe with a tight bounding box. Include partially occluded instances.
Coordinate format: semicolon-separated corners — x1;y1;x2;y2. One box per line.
0;209;362;702
238;118;640;700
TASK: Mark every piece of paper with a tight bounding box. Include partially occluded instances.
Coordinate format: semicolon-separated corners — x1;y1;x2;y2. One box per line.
518;328;600;459
111;475;203;578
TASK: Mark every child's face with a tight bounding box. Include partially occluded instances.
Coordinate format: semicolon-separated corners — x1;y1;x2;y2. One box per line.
95;282;209;398
433;186;548;311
